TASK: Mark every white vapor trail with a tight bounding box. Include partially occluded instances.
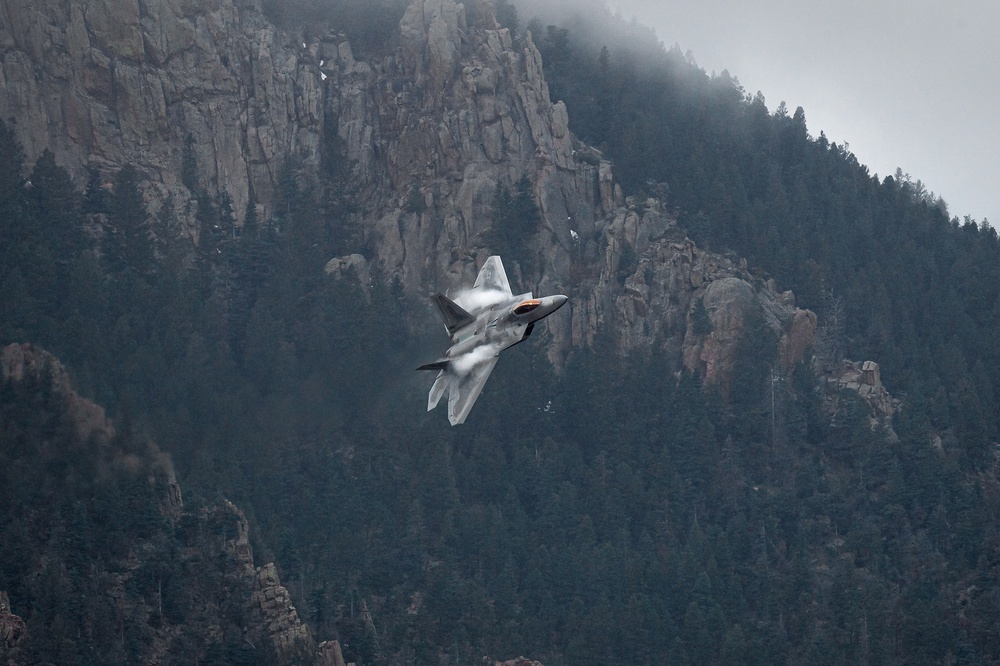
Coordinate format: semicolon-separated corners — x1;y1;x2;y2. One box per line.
451;343;501;377
454;288;508;314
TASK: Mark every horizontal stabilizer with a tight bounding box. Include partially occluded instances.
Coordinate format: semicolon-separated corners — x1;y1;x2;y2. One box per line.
432;293;476;337
417;358;450;371
428;371;448;411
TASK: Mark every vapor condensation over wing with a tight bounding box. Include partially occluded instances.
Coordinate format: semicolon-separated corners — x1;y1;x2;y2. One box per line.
453;288;508;314
451;343;501;376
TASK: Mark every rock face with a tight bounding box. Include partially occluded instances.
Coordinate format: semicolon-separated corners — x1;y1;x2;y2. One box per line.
0;591;27;656
0;0;817;379
326;0;617;303
316;639;350;666
208;501;315;665
824;359;897;419
1;342;115;444
599;233;816;390
0;0;325;227
320;0;816;375
251;563;313;662
324;253;371;297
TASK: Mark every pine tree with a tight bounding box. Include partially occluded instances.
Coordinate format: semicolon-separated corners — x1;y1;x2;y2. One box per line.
0;119;24;220
103;165;153;276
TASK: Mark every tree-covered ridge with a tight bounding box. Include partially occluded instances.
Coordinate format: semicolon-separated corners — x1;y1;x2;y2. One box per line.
524;9;1000;467
0;344;261;665
4;109;1000;665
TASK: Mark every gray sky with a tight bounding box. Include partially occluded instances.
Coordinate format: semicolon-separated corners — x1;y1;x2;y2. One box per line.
610;0;1000;225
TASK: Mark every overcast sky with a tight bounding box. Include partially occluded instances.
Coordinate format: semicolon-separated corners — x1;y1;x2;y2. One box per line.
609;0;1000;225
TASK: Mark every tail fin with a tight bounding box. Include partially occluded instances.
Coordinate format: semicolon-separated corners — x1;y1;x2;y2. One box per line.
432;293;475;336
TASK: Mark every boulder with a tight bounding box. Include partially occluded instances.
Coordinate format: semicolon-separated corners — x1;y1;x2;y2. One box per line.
824;359;898;419
325;253;371;289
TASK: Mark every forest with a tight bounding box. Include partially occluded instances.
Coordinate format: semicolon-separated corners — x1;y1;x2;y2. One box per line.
3;1;1000;664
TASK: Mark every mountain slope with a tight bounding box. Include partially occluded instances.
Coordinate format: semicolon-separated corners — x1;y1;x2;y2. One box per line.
2;0;1000;664
0;343;322;665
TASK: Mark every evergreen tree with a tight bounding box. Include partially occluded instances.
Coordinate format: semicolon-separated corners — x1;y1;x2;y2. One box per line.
487;175;541;264
103;165;153;277
0;119;24;219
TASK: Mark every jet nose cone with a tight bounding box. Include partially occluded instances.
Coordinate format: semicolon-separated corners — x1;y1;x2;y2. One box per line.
551;294;568;310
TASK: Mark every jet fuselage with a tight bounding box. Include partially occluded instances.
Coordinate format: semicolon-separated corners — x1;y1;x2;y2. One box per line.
446;293;568;356
419;256;568;425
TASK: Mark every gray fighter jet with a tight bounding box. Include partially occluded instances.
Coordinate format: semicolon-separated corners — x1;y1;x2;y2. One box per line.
418;256;568;425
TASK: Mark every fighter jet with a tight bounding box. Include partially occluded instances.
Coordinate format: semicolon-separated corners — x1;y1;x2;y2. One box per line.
418;256;568;425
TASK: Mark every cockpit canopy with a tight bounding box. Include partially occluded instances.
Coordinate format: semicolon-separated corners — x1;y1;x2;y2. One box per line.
512;299;541;316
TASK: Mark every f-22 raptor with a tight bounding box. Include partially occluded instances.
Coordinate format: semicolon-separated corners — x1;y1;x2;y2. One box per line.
418;256;568;425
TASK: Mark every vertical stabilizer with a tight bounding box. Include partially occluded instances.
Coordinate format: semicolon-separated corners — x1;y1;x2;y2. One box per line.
432;294;476;336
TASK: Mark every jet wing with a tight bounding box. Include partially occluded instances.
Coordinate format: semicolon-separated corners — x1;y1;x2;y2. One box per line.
447;355;500;425
473;256;513;297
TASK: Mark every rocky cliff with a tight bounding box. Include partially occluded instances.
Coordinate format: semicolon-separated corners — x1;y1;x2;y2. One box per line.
338;0;819;379
0;0;324;230
0;592;26;664
0;0;819;382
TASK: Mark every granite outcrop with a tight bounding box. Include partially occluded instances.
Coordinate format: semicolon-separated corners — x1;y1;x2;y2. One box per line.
0;0;819;384
0;0;324;232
